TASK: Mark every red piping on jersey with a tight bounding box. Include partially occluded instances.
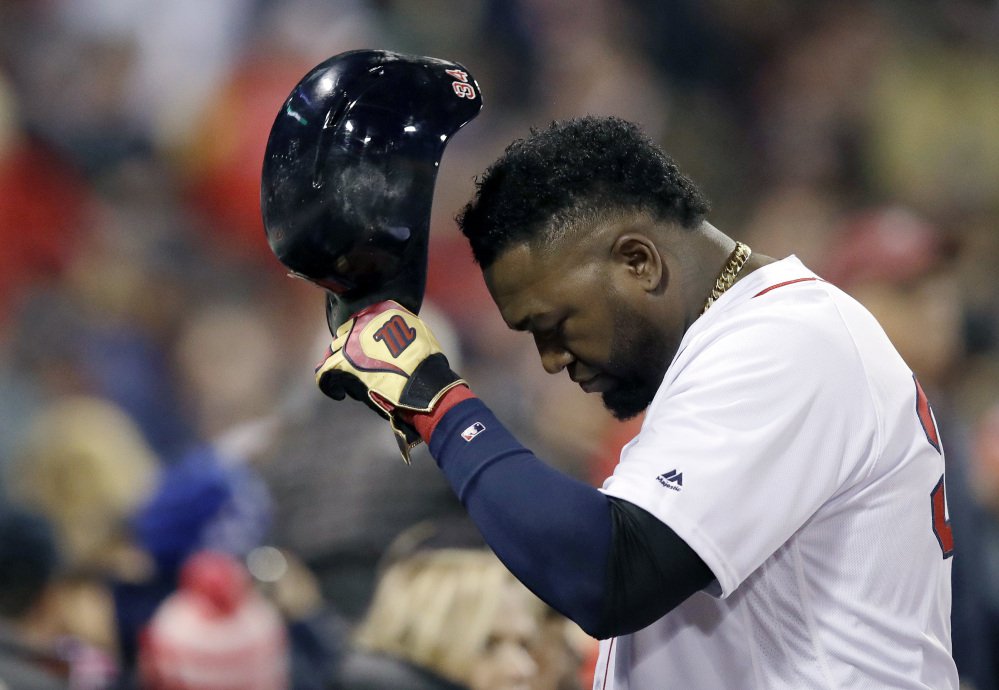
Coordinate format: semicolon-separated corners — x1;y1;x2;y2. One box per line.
753;277;822;298
601;638;616;688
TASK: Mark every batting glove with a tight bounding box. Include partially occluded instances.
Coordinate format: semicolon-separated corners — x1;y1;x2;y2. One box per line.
315;301;466;462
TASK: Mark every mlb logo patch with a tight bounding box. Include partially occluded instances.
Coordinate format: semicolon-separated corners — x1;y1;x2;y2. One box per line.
461;421;486;442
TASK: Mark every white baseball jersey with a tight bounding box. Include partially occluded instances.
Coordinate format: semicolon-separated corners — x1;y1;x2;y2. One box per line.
596;255;958;689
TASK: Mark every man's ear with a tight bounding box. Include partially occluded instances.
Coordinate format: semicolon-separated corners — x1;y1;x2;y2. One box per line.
612;234;665;293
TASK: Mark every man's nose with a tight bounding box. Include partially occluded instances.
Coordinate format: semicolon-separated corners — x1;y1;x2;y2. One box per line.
537;340;574;374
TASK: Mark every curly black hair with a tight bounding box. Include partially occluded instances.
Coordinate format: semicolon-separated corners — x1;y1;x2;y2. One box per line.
456;115;711;267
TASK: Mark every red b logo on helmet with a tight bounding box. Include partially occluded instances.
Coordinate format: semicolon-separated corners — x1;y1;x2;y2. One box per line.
373;315;418;358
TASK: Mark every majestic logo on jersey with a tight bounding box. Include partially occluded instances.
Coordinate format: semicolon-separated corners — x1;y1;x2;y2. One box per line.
373;315;417;358
656;469;683;491
461;421;486;442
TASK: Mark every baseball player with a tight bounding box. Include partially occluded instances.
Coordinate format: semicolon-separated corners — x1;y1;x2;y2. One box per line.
314;115;959;688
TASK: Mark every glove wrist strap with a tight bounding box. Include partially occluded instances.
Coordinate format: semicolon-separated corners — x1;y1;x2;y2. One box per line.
405;384;476;442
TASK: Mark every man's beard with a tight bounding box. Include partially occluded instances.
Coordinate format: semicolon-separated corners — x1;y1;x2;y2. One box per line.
600;305;671;421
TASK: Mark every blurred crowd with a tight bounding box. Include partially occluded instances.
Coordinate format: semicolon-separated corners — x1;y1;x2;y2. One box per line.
0;0;997;688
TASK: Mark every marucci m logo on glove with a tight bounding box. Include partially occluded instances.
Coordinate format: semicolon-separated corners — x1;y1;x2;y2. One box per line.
315;301;466;462
373;315;418;357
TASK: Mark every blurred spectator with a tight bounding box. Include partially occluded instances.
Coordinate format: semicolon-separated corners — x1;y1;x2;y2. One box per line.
0;113;92;327
116;442;274;675
131;445;271;580
338;543;540;690
245;546;349;690
3;392;281;682
7;396;158;579
0;507;70;690
259;398;464;622
174;301;288;442
56;173;205;462
122;453;346;689
138;550;289;690
972;405;999;515
4;396;164;685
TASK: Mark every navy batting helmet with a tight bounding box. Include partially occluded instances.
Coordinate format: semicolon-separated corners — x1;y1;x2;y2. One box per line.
261;49;482;331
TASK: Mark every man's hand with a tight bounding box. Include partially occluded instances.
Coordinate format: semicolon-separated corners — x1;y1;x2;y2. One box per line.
315;301;465;462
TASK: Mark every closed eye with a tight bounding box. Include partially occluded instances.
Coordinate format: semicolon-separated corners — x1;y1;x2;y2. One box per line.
530;323;561;343
512;313;562;338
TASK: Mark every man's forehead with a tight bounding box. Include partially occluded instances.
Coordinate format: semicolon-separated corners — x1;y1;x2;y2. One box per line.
485;243;537;291
483;243;559;327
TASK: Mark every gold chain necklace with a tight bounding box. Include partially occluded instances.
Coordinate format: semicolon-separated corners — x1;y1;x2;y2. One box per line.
700;241;752;316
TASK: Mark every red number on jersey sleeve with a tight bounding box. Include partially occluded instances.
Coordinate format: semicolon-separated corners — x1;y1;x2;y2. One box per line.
914;375;954;559
914;375;941;453
931;476;954;558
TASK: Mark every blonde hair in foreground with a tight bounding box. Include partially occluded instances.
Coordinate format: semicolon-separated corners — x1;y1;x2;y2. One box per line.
355;548;532;684
10;395;159;569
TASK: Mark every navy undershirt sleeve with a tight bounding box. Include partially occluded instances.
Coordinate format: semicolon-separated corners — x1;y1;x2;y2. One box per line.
429;398;612;636
428;397;714;639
